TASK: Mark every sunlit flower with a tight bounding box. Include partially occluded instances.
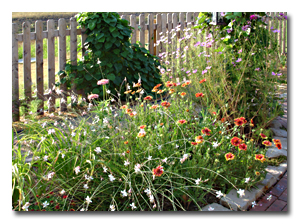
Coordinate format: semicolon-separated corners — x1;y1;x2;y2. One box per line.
250;119;254;127
130;202;137;210
124;141;129;144
245;177;250;183
22;202;30;211
275;143;282;150
237;189;245;197
255;171;261;176
195;135;204;143
97;79;109;85
260;133;268;139
94;147;102;154
262;140;272;146
255;154;265;163
191;142;198;145
231;137;242;146
124;160;130;166
225;153;235;161
180;92;187;97
133;82;141;88
108;174;115;182
151;105;159;109
195;92;205;98
199;79;206;84
124;90;132;94
169;89;175;94
88;94;99;100
42;201;49;208
139;125;146;129
216;190;224;198
152;165;164;177
74;166;80;175
85;196;92;204
144;96;153;100
234;117;247;126
121;189;128;197
161;101;171;108
109;204;116;211
177;119;187;124
120;105;128;110
201;127;211;136
238;143;247;151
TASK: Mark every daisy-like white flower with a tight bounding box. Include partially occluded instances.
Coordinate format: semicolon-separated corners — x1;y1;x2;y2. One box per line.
42;201;49;208
208;206;214;211
74;166;80;175
83;184;89;189
144;188;151;196
212;142;218;148
47;172;55;180
237;189;245;197
195;178;201;185
110;205;116;211
124;160;130;166
147;156;152;160
85;196;92;204
134;164;141;173
121;190;128;197
108;174;115;182
43;155;49;161
130;202;137;210
161;158;168;163
216;190;223;198
94;147;102;154
61;154;65;158
245;177;251;183
22;202;30;211
71;132;76;137
149;195;155;203
252;201;257;207
60;189;65;195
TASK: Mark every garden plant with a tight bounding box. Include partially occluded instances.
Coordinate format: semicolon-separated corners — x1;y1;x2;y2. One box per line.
12;12;286;211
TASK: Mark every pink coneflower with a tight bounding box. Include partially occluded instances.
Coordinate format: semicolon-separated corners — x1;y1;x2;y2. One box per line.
97;79;109;85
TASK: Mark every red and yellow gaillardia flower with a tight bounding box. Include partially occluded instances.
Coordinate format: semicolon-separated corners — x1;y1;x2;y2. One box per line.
225;153;235;161
136;88;143;93
221;117;226;123
139;125;146;129
185;80;192;85
120;105;128;110
144;96;153;101
138;132;146;138
230;137;242;147
262;140;272;146
166;81;173;87
199;79;206;84
151;105;159;109
201;127;211;136
191;142;198;145
272;139;282;149
129;112;137;117
195;136;204;143
161;101;171;108
260;133;268;139
238;143;247;151
255;154;265;163
124;90;132;94
255;171;261;176
181;83;187;87
195;92;205;98
157;90;165;94
169;89;175;94
133;83;141;88
250;119;254;127
234;117;247;126
124;141;129;144
131;91;136;95
154;84;162;89
152;165;164;177
152;88;158;92
180;92;187;96
177;119;187;124
126;108;133;114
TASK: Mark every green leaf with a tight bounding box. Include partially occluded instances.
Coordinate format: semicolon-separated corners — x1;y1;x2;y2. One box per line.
233;12;242;17
107;73;116;81
88;21;96;31
85;74;93;81
104;42;113;49
114;63;122;73
92;88;100;94
109;26;116;32
98;37;105;43
113;49;120;54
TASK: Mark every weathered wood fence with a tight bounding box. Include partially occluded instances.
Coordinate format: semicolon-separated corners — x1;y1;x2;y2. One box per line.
12;12;287;122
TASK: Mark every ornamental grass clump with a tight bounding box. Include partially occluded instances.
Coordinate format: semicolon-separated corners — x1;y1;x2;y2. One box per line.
13;74;270;211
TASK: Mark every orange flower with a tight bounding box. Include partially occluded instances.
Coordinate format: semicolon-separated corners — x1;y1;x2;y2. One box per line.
169;89;175;94
262;140;272;146
186;109;189;112
185;80;191;85
138;132;146;138
275;143;282;150
131;91;136;95
139;125;146;129
120;105;128;109
161;101;171;108
221;117;225;123
166;81;173;87
250;119;254;127
124;90;132;94
272;139;281;144
152;165;164;177
260;133;268;139
160;123;164;126
212;112;216;115
177;119;187;124
133;83;141;88
195;136;204;143
124;141;129;144
225;153;235;161
191;142;198;145
129;112;136;117
154;84;162;89
181;83;187;87
126;108;133;114
152;88;159;92
238;143;247;151
157;89;165;94
255;171;261;176
126;150;130;154
180;92;187;96
151;105;159;109
255;154;265;162
195;93;204;97
201;127;211;136
199;78;207;84
136;88;143;93
231;137;242;146
144;96;153;101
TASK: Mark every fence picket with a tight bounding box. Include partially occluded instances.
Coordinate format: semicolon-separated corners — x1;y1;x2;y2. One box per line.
130;15;136;45
148;14;154;55
47;19;56;112
283;12;287;54
139;14;145;48
35;20;44;114
279;12;283;55
12;23;19;122
172;13;178;77
23;21;32;108
156;14;162;56
70;17;78;106
81;26;87;100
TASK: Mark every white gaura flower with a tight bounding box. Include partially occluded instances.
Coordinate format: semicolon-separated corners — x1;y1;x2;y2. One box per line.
175;144;179;148
103;166;108;173
149;195;155;203
60;189;65;195
83;184;89;189
22;202;30;211
130;202;137;210
144;188;151;196
61;154;65;159
108;174;115;182
245;177;251;183
94;147;102;154
237;189;245;197
43;155;49;162
85;196;92;204
134;164;141;173
157;145;162;150
47;172;55;180
106;90;111;94
74;166;80;175
212;142;218;148
267;195;272;201
42;201;49;208
121;190;128;197
124;160;130;166
208;206;214;211
110;204;116;211
251;201;257;207
195;178;201;185
147;156;152;161
71;132;76;137
216;190;223;198
161;158;168;163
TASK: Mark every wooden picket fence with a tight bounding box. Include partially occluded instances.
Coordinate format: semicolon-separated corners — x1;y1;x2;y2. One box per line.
12;12;287;122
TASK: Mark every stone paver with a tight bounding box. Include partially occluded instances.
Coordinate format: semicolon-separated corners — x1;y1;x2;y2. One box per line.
249;193;277;211
279;189;287;202
266;147;287;158
270;128;287;138
201;203;232;211
270;177;287;197
266;199;287;211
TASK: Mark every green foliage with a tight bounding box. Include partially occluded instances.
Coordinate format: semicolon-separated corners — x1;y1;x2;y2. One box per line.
58;12;163;100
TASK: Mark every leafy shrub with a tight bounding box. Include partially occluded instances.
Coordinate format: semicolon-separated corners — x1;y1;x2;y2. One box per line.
58;12;163;101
